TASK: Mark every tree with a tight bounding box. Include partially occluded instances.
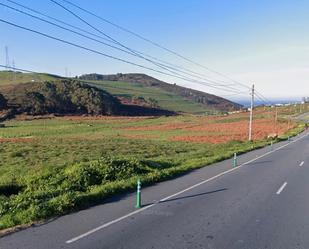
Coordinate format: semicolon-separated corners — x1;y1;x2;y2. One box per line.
0;94;7;109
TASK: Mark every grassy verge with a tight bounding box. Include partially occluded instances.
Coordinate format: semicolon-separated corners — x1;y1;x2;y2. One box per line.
0;121;304;231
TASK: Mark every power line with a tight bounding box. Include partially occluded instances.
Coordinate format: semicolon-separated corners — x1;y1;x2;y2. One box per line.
0;3;141;58
1;2;273;108
1;2;243;93
58;0;251;90
257;91;272;105
254;91;273;106
0;64;243;104
0;18;246;94
49;0;243;93
3;1;271;103
5;0;246;93
6;0;115;44
6;0;225;84
0;64;38;73
220;91;249;98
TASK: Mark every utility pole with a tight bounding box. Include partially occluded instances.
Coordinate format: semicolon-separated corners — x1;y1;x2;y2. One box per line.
5;46;10;69
275;106;278;134
12;59;16;81
249;84;255;141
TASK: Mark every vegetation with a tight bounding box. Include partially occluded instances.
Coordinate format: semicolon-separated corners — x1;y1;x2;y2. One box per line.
0;107;305;230
0;71;229;115
0;93;7;109
0;80;120;115
0;71;60;86
79;73;242;113
0;79;174;117
0;70;307;231
85;80;218;114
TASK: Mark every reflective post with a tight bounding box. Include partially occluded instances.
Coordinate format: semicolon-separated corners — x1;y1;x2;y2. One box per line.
233;153;237;167
136;179;141;208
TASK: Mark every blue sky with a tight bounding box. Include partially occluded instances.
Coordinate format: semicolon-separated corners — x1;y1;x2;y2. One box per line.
0;0;309;102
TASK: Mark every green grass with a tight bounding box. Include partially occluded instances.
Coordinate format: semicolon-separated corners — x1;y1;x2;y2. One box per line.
0;113;304;230
84;80;217;114
0;71;60;86
0;71;219;114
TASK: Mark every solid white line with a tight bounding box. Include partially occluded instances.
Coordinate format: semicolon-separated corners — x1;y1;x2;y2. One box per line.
66;132;308;244
276;182;288;195
299;161;304;167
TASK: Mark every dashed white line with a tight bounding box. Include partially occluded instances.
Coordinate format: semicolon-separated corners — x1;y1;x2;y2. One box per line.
276;182;288;195
299;161;304;167
66;132;308;244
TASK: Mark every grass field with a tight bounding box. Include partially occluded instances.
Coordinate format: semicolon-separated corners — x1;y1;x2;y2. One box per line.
0;71;60;86
85;80;215;114
0;106;306;231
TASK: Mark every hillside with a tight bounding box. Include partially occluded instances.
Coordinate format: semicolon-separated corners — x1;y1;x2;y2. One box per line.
0;79;174;117
0;71;242;115
79;73;242;113
0;80;119;115
0;70;61;86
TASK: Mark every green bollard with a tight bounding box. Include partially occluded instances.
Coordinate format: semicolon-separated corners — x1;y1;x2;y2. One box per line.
136;179;141;209
271;141;273;151
233;153;237;167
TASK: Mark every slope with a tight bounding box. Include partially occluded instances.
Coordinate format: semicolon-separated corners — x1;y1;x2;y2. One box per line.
79;73;242;113
0;70;61;86
0;71;242;114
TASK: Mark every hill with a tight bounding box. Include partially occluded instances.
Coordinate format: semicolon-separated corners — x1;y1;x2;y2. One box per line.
0;79;174;117
0;80;119;115
0;70;61;86
0;71;242;115
79;73;242;113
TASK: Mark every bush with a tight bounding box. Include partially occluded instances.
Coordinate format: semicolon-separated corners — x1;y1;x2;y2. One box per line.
2;80;120;115
0;93;7;109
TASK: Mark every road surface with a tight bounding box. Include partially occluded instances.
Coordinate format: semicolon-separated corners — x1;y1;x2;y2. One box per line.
1;132;309;249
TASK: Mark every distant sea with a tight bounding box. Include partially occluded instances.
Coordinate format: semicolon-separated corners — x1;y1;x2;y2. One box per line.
235;99;302;107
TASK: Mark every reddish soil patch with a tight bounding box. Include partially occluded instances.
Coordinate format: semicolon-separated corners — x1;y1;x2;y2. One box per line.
170;134;244;144
171;119;295;144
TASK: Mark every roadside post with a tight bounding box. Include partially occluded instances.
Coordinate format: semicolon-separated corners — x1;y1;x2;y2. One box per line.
288;136;290;142
271;141;273;151
136;179;142;209
233;153;237;167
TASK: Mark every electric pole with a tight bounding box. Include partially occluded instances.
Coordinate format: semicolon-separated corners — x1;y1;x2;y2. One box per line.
249;84;255;141
275;106;278;134
5;46;10;69
12;59;16;81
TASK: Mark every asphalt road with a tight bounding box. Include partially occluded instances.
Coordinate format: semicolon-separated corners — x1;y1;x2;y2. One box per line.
2;132;309;249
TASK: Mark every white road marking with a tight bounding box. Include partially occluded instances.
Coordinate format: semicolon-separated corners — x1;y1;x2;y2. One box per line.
66;132;308;244
276;182;288;195
299;161;304;167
